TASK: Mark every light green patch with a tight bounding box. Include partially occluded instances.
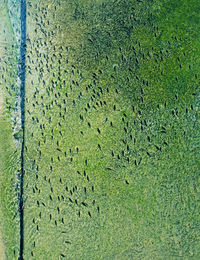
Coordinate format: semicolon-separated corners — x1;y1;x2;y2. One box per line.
0;2;20;259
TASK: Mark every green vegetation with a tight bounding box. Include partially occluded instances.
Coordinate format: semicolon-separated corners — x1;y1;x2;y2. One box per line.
0;106;20;260
23;0;200;259
0;2;20;259
0;0;199;259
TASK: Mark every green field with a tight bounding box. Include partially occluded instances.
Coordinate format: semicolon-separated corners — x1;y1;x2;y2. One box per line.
0;0;199;259
0;2;20;259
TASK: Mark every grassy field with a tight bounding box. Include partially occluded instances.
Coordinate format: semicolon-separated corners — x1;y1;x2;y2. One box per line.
0;0;200;259
0;2;20;259
23;0;200;259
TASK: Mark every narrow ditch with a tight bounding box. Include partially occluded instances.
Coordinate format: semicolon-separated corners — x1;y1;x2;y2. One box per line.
18;0;26;259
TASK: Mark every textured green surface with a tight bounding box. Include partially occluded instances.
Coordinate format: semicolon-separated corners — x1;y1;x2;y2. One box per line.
0;0;200;259
0;2;20;259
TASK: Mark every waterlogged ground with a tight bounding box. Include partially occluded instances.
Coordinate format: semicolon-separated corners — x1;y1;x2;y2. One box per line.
0;0;200;259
